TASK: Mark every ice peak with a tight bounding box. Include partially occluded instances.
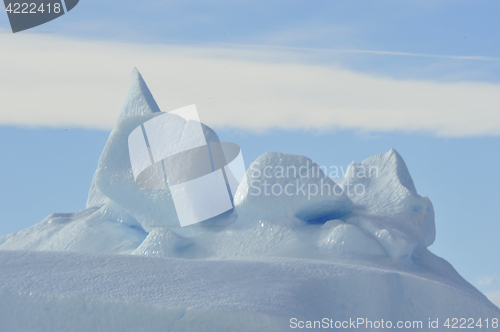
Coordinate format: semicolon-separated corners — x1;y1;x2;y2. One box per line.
114;68;161;126
358;148;416;194
343;148;435;250
386;148;417;194
88;68;161;208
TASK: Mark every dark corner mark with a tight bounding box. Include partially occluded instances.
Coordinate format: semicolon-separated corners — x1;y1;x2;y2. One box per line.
3;0;79;33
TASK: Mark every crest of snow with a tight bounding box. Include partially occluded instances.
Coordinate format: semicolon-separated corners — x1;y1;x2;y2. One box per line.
234;151;353;224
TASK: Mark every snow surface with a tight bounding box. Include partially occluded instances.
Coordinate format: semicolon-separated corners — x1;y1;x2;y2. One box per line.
0;250;499;332
1;69;498;331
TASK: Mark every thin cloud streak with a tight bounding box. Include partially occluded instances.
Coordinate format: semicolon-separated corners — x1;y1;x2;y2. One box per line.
207;42;500;62
326;49;500;61
1;34;500;137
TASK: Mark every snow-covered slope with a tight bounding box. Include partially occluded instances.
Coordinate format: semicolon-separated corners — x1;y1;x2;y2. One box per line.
0;69;498;331
0;250;499;332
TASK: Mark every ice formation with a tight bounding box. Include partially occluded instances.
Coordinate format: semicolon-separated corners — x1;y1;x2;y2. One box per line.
0;69;498;331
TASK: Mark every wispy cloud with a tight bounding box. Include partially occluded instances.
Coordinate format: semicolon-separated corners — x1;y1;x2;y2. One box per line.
1;34;500;137
235;43;500;62
478;275;497;286
313;49;500;61
258;24;354;46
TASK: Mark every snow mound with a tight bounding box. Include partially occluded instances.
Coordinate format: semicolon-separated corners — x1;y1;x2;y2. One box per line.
317;220;386;256
0;202;146;254
133;227;194;257
0;250;498;331
235;151;353;225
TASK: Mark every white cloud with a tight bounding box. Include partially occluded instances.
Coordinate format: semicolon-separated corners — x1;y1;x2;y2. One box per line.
259;24;354;46
485;291;500;309
1;34;500;136
478;275;496;286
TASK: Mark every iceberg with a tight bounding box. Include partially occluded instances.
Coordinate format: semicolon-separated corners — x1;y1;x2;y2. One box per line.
0;69;498;331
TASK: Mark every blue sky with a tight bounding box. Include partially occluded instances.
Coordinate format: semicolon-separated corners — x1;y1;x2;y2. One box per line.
1;0;499;301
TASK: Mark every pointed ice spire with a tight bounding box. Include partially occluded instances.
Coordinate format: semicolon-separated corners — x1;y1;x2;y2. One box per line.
87;68;161;208
114;68;161;126
385;148;417;194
